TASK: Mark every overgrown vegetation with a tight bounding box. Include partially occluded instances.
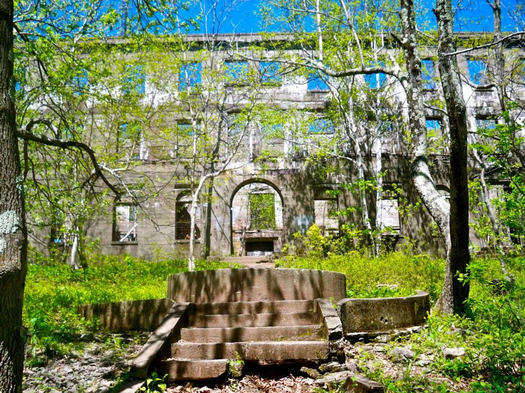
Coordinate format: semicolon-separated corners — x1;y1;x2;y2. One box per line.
278;247;524;392
23;252;233;361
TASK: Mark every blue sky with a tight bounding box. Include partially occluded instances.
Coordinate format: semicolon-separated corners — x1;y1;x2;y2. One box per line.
177;0;523;34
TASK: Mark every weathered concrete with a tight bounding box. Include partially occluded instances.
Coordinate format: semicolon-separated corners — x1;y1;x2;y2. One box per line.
189;311;316;328
195;299;314;314
167;268;346;303
315;298;343;340
77;298;174;331
171;341;329;361
131;303;191;378
338;291;430;334
180;324;323;343
158;359;229;381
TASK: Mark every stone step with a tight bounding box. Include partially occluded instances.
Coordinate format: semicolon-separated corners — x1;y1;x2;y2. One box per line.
171;340;330;362
180;324;323;343
194;300;314;315
157;358;228;381
189;312;318;328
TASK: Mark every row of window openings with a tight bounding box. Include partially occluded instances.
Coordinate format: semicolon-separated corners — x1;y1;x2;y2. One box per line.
113;197;401;244
15;58;524;95
118;61;331;94
117;117;497;161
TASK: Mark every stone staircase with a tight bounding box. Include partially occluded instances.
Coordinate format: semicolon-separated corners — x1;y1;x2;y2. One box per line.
156;299;330;381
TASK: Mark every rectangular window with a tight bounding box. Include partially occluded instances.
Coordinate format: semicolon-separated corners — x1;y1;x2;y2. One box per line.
308;70;329;91
113;204;138;242
249;193;276;230
421;59;436;89
378;199;400;232
122;65;145;96
309;117;334;134
118;123;147;160
476;117;497;131
364;72;386;89
179;62;202;91
73;68;89;96
224;60;249;84
467;59;487;85
172;122;194;158
314;199;338;232
175;193;200;240
259;61;281;84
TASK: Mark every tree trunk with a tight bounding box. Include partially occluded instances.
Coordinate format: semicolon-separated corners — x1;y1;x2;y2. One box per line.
399;0;451;242
0;0;28;391
435;0;471;315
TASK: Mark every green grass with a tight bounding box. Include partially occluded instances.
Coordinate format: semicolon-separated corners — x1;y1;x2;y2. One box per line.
23;253;233;358
276;251;445;300
277;252;524;392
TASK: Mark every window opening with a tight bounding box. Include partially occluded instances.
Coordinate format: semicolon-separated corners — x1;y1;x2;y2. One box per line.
224;60;249;84
467;59;488;85
259;61;281;84
122;64;145;96
179;62;202;90
421;59;436;89
113;204;138;242
175;193;200;240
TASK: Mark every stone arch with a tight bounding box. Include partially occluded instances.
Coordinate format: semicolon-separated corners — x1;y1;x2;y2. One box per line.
230;178;284;256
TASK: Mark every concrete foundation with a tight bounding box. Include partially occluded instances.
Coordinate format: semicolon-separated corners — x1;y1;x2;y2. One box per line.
166;268;347;303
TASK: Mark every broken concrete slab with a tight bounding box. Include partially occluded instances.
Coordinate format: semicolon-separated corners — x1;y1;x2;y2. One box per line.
315;298;343;340
338;291;430;334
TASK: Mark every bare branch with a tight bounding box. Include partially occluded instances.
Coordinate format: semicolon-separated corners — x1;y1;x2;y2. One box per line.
16;119;120;196
443;31;525;56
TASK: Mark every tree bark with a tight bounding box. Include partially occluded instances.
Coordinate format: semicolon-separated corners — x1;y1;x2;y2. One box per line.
435;0;471;315
0;0;28;391
399;0;451;242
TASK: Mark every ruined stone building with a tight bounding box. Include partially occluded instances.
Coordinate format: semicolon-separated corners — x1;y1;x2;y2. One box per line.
33;33;525;260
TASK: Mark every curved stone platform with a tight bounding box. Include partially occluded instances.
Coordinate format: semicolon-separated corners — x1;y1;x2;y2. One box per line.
166;268;347;303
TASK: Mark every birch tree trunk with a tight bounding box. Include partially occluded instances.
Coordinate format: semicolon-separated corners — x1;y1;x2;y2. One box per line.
0;0;28;391
435;0;471;314
399;0;451;243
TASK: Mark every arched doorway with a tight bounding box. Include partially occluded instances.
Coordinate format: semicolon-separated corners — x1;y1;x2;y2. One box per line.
230;180;284;256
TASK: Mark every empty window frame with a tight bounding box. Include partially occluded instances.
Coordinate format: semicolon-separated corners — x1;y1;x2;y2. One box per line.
308;70;329;91
179;62;202;90
172;122;194;158
122;65;145;96
421;59;436;89
175;193;200;240
467;58;488;85
224;60;249;84
378;186;400;233
113;204;138;242
309;117;335;134
476;117;497;131
117;123;148;160
314;199;338;232
259;61;281;84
